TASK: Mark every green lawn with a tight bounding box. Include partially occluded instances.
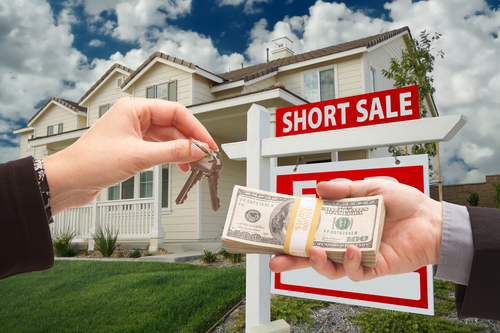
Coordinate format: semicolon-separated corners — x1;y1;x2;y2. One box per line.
0;261;245;333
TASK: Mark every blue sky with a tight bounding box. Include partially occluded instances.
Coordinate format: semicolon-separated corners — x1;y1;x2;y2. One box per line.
1;0;500;185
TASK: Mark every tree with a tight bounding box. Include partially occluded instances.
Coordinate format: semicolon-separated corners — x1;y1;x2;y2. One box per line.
382;30;444;180
467;191;480;207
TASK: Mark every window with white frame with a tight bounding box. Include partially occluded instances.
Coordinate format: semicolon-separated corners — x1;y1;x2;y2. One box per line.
107;165;170;208
370;67;377;92
47;123;63;136
303;68;335;103
27;134;34;149
98;101;117;118
146;81;177;101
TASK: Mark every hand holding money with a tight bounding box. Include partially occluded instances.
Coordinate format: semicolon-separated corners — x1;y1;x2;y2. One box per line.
222;185;386;267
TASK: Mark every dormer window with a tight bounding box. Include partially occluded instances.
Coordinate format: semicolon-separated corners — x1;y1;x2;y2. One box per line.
47;123;63;136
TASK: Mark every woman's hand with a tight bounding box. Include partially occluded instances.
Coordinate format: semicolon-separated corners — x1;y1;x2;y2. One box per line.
44;97;217;214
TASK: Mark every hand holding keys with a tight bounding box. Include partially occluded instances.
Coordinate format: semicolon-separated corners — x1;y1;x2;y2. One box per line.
175;138;223;211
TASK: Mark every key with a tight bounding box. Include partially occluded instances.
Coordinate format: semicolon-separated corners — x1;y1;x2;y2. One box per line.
175;154;215;205
206;150;223;211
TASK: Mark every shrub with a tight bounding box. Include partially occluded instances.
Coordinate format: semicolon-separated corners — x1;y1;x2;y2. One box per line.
467;191;480;206
201;249;217;263
229;253;242;263
92;225;119;257
52;229;77;257
271;296;325;324
492;177;500;208
127;249;141;258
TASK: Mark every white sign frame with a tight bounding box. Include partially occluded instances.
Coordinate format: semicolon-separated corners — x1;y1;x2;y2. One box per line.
271;155;434;315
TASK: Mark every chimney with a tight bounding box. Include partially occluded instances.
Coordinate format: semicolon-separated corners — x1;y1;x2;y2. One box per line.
271;37;294;60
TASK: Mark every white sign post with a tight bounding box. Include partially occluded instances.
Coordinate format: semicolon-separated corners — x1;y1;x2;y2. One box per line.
222;103;466;332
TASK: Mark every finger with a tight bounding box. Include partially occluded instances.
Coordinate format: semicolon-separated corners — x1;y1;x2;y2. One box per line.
135;139;210;169
145;124;189;142
138;99;218;151
269;255;311;273
343;245;371;282
176;163;190;173
309;246;346;279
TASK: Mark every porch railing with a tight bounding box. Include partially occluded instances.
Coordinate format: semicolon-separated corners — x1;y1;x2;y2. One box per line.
50;198;155;241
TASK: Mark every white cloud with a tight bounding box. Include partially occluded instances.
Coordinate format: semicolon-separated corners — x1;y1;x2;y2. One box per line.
89;39;105;47
218;0;271;14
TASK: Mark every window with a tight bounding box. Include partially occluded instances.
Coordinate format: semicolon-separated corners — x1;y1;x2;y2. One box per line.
146;81;177;101
140;170;153;198
370;67;377;92
107;165;170;206
162;164;169;208
98;101;116;118
303;68;335;103
47;123;63;136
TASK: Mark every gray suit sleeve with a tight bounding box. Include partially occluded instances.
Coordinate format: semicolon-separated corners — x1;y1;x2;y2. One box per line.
434;201;474;285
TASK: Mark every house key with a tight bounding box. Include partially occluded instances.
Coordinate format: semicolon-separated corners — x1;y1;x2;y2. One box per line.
175;138;223;211
175;153;215;206
207;150;223;211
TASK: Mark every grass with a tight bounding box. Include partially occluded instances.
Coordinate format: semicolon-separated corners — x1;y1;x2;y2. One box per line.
0;261;245;333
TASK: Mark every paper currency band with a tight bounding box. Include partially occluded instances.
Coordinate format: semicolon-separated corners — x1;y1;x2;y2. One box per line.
283;196;324;257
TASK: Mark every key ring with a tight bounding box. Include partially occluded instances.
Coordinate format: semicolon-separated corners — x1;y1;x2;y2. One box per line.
189;137;215;158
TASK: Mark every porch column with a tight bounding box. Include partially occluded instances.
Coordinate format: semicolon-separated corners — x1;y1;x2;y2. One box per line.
149;164;166;251
87;198;98;251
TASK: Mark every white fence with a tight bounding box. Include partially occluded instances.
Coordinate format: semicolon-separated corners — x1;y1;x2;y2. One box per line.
50;198;155;243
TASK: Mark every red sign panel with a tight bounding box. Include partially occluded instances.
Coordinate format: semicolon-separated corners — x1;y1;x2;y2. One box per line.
276;85;419;137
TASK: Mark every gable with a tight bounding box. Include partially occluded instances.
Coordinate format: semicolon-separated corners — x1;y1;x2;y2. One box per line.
132;61;192;105
32;103;79;138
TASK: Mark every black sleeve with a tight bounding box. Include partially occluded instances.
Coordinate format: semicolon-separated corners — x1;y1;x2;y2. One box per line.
455;206;500;320
0;156;54;280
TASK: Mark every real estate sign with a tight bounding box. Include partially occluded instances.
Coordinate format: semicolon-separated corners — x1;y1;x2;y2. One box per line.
271;155;434;315
275;85;419;137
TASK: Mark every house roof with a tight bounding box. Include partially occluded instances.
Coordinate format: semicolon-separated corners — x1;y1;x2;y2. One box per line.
120;51;223;90
28;97;87;125
78;63;134;104
216;26;411;85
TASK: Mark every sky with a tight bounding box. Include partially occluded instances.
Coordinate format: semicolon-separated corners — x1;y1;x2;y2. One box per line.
1;0;499;185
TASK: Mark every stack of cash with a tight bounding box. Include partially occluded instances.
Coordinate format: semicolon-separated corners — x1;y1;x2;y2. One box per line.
221;186;386;268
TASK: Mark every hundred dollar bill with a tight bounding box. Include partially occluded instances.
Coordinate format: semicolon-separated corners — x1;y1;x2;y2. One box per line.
221;185;386;267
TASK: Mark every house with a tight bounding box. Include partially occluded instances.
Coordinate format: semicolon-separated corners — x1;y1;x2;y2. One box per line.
14;26;436;251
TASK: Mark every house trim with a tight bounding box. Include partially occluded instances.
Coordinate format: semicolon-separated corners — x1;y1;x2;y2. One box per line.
29;127;88;147
188;87;307;115
366;30;410;53
210;71;278;93
13;127;35;134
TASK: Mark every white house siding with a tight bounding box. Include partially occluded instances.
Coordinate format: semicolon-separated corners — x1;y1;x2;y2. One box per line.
193;74;216;105
364;37;406;93
200;136;246;240
87;72;131;127
161;165;198;240
19;132;34;159
34;104;77;138
214;86;243;100
243;76;277;93
132;62;192;106
337;54;363;98
276;66;304;97
77;115;87;129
